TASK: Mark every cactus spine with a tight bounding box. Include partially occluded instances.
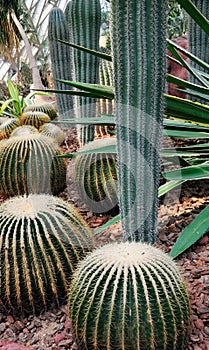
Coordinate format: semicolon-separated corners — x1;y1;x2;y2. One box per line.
0;194;94;314
69;242;190;350
110;0;167;242
74;137;118;213
48;7;74;119
189;0;209;103
65;0;101;145
0;133;66;196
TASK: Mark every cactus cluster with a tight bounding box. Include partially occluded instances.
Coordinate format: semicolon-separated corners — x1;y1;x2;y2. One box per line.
0;118;20;140
0;133;66;197
48;7;74;119
74;137;118;213
69;242;190;350
0;194;94;314
23;102;58;120
65;0;101;145
39;123;65;145
20;111;51;129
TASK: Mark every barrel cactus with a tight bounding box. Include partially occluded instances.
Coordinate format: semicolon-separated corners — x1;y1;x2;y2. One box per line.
0;118;20;140
23;102;58;120
39;123;65;145
20;111;51;129
0;193;94;314
69;242;190;350
10;125;39;137
74;137;118;213
0;133;66;197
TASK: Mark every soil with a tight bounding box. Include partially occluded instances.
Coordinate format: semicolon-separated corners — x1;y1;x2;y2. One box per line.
0;129;209;350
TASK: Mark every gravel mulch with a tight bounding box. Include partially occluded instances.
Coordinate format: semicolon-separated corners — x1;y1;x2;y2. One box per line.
0;130;209;349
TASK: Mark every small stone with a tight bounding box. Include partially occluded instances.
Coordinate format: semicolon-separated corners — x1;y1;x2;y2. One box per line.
195;318;204;329
54;333;65;344
0;323;6;332
6;315;15;324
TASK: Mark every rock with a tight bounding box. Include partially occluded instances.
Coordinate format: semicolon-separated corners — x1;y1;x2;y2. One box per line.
0;342;30;350
54;333;65;344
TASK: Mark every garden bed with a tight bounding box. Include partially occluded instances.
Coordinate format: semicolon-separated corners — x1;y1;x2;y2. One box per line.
0;130;209;350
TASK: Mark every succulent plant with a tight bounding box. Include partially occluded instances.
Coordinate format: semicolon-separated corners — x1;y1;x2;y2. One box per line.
39;123;65;145
0;193;94;314
0;133;66;197
65;0;101;145
69;242;190;350
0;118;20;140
23;102;58;120
20;111;51;129
48;7;74;119
110;0;167;242
74;137;118;213
10;125;39;137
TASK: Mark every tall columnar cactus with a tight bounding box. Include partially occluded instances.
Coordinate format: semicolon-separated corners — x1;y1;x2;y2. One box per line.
74;137;118;213
189;0;209;103
69;242;190;350
48;7;74;119
0;133;66;196
110;0;167;242
0;194;94;314
65;0;101;145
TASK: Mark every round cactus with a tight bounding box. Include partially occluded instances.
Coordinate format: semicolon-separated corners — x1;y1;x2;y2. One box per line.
0;194;94;314
0;117;9;125
20;111;51;129
74;137;118;213
10;125;39;137
0;133;66;197
23;102;58;120
69;242;190;350
39;123;65;145
0;118;20;140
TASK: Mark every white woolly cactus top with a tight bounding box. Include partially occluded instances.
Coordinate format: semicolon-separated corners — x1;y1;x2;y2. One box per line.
10;125;38;137
79;136;116;152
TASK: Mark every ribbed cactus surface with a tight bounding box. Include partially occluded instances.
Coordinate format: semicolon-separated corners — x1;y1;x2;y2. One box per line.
189;0;209;103
0;118;20;140
23;102;58;120
10;125;39;137
39;123;65;145
20;111;51;129
0;194;94;314
65;0;101;145
0;133;66;197
69;242;190;350
74;137;118;213
110;0;167;242
48;7;74;119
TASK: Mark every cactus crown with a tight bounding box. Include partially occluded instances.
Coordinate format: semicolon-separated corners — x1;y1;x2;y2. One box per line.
39;122;65;145
0;133;66;196
69;242;190;350
10;125;39;137
0;193;94;315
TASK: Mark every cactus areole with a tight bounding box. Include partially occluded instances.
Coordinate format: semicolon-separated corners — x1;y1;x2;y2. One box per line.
111;0;167;243
69;242;190;350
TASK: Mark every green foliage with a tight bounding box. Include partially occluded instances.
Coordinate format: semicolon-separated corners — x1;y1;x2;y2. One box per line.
74;137;118;213
0;132;66;197
167;1;188;39
0;193;94;315
69;242;190;350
